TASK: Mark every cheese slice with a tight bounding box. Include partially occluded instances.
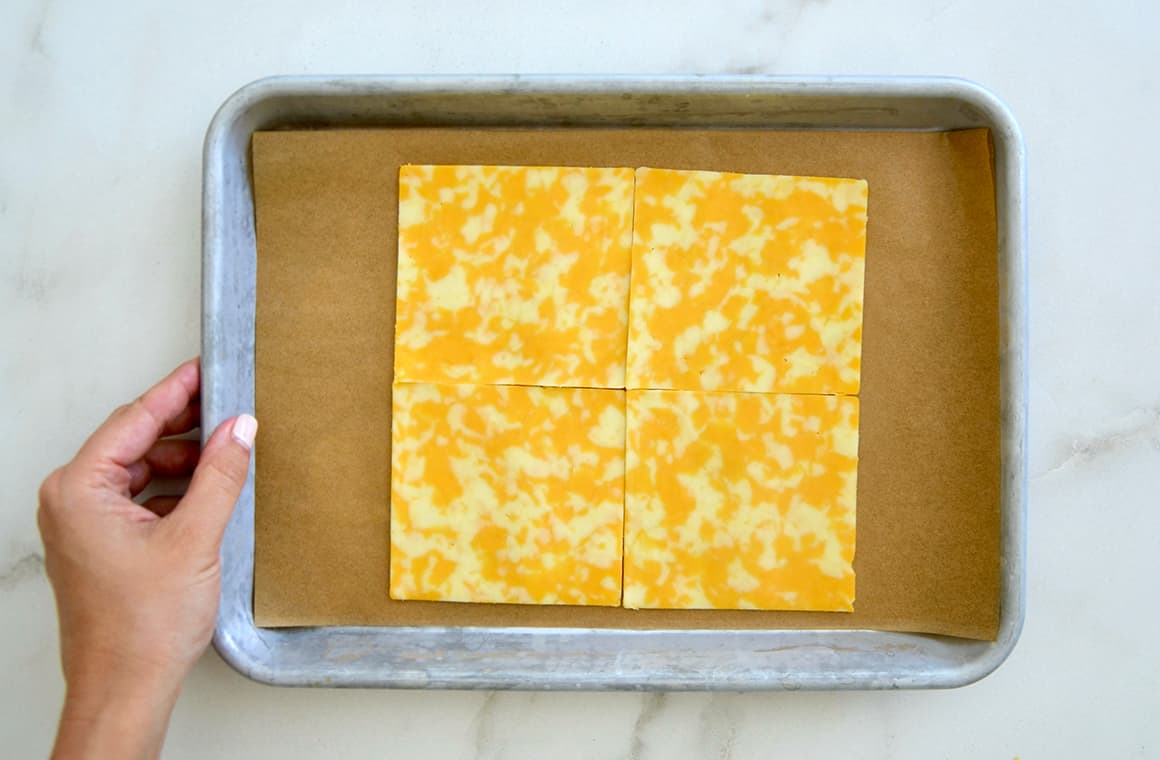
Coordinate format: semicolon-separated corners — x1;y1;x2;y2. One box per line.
389;382;626;605
626;168;868;395
623;390;858;611
395;165;634;389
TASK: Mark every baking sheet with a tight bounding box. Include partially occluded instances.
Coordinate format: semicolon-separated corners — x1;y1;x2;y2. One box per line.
252;127;1000;640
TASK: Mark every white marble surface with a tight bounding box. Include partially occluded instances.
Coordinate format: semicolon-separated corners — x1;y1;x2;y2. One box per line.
2;0;1158;756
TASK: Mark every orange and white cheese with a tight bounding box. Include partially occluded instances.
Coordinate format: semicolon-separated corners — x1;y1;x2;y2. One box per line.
623;390;858;611
394;165;634;389
389;382;626;605
626;168;868;395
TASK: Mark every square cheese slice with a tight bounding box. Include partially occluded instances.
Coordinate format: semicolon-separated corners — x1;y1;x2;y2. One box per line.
623;390;858;611
390;382;626;606
395;165;634;388
626;168;868;394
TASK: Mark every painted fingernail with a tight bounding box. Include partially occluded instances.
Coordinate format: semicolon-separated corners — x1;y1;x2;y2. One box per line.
231;414;258;450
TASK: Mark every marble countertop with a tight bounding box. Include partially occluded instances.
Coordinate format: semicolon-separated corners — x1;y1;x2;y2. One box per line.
2;0;1157;757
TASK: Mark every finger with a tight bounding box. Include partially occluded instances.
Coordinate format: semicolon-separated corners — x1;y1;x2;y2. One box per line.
162;396;201;437
166;414;256;552
124;440;202;496
146;439;201;476
76;359;200;468
125;460;151;496
141;495;183;518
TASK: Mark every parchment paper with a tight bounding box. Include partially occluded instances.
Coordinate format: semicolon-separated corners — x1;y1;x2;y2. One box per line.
251;127;1000;640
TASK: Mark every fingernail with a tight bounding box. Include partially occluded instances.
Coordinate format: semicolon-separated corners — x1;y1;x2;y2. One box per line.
231;414;258;450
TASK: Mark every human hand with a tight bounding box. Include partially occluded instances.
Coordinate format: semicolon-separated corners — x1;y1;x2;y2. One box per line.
37;359;257;759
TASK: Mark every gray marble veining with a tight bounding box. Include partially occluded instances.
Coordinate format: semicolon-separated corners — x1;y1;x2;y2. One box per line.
3;0;1158;756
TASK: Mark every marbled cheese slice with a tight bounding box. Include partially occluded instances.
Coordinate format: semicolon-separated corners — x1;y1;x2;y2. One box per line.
395;165;634;388
390;382;626;605
623;390;858;611
626;168;868;395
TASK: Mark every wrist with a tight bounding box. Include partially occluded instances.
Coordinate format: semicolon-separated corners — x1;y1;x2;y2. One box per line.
54;658;182;760
62;635;187;705
62;676;180;723
55;683;179;760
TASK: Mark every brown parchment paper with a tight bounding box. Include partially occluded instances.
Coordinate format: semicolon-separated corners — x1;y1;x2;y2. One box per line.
251;127;1000;640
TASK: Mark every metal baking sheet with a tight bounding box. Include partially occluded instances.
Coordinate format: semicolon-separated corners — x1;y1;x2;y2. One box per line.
202;75;1027;690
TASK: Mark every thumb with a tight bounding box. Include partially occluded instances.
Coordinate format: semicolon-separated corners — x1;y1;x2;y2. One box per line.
169;414;257;551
